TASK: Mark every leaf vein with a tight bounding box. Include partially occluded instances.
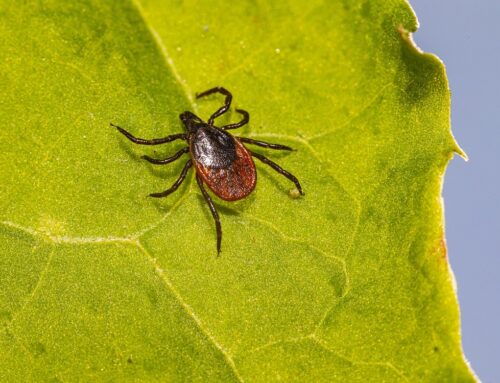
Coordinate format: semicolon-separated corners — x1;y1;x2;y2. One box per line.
312;214;361;334
130;0;196;110
0;220;137;245
242;213;349;278
135;241;244;383
312;336;409;382
247;334;407;382
7;248;55;328
307;81;396;141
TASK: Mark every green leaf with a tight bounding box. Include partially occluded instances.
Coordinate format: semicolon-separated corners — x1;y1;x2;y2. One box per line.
0;0;475;381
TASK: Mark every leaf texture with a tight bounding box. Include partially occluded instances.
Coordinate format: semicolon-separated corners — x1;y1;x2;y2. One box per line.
0;0;475;381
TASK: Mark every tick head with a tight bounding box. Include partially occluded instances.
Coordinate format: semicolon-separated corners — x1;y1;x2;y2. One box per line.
180;111;205;134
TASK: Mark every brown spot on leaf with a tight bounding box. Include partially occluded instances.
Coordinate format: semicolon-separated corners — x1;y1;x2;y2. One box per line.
436;235;448;261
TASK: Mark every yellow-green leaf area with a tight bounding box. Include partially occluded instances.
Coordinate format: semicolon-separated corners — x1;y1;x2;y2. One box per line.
0;0;475;382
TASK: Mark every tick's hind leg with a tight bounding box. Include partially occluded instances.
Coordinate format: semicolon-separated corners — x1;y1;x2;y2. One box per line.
196;174;222;254
111;123;187;145
222;109;249;130
142;147;189;165
196;87;232;126
237;137;293;151
250;151;304;195
149;160;192;198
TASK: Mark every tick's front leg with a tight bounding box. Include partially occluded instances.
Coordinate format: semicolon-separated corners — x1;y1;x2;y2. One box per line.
111;123;187;145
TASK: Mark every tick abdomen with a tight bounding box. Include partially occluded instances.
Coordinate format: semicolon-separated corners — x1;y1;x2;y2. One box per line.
191;126;236;169
191;126;256;201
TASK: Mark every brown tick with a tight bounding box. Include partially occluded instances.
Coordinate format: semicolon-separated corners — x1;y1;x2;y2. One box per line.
111;87;304;254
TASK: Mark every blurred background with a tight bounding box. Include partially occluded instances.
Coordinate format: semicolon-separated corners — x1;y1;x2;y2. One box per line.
410;1;499;381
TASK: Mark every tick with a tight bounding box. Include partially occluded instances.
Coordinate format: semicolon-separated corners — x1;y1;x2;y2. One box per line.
111;87;304;254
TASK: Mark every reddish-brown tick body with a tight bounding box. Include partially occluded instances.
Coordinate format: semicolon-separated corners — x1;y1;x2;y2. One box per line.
190;126;256;201
111;87;303;254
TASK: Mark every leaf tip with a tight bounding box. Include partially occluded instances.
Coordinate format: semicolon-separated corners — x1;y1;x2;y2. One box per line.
453;144;468;161
449;136;468;161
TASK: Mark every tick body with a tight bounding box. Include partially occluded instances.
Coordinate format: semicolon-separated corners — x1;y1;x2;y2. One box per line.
191;126;256;201
111;87;303;254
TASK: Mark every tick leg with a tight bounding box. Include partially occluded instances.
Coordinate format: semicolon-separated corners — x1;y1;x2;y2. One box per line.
149;160;192;198
196;87;232;126
237;137;293;151
196;174;222;254
142;147;189;165
111;123;187;145
249;151;304;195
222;109;249;130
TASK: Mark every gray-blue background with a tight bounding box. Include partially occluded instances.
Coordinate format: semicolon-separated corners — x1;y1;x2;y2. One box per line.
411;1;499;381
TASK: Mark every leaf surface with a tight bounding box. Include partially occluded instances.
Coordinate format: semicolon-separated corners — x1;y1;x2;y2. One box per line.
0;0;475;381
